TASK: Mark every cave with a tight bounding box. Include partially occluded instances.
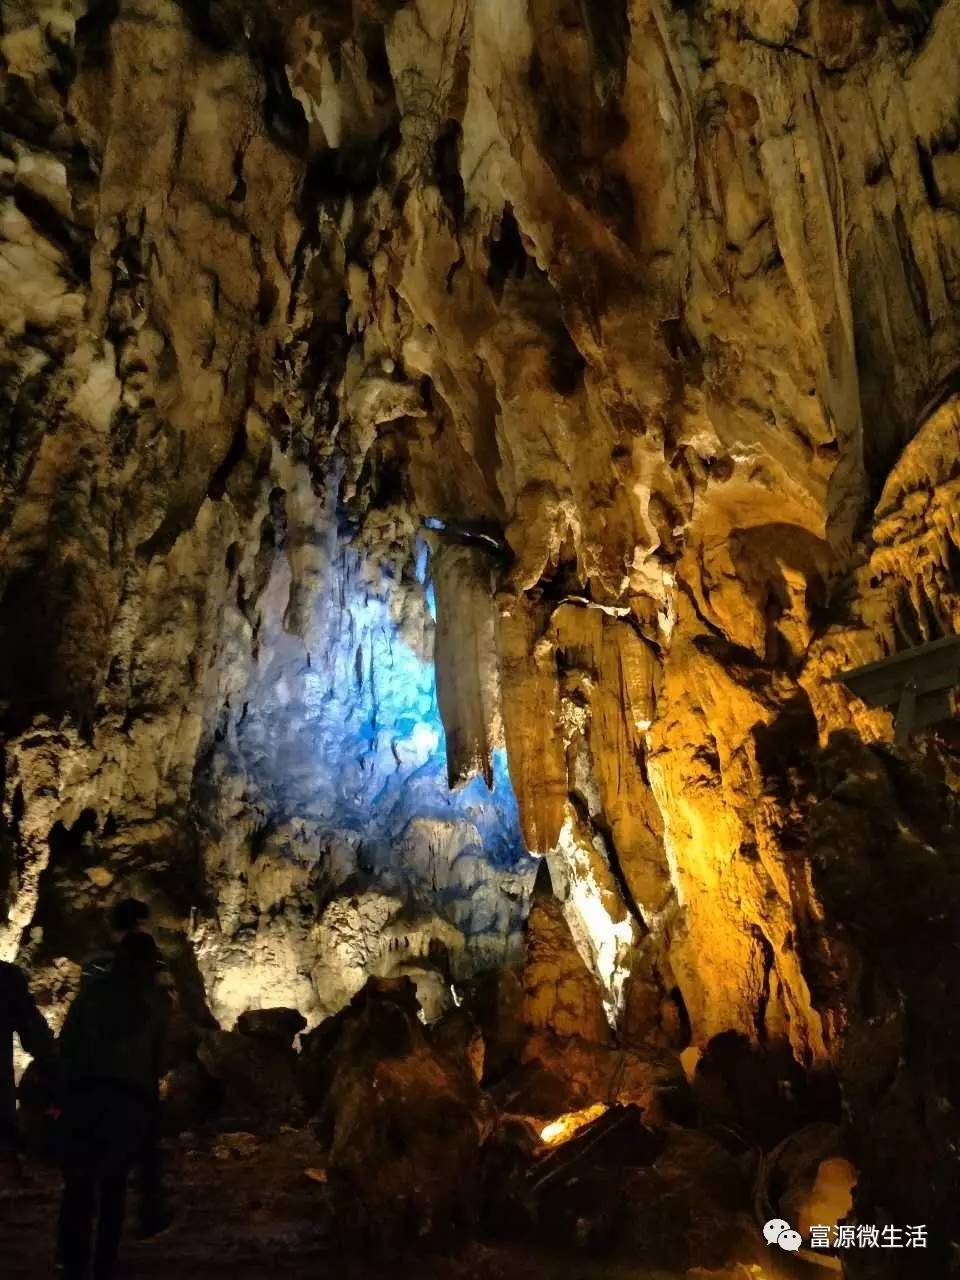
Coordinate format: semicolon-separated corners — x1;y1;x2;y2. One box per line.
1;2;960;1278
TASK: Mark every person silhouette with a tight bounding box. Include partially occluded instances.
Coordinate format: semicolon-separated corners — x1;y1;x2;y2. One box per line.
81;898;151;988
0;960;57;1173
80;898;175;1240
57;932;169;1280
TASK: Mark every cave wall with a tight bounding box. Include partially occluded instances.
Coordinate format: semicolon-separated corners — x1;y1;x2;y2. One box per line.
0;0;959;1068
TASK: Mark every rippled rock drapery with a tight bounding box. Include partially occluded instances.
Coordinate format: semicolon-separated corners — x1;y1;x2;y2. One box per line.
1;2;960;1253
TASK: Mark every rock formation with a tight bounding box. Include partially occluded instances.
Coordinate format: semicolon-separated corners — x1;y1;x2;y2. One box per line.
2;0;960;1274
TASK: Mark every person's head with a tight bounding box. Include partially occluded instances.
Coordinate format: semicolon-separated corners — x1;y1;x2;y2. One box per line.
109;897;150;939
112;930;161;985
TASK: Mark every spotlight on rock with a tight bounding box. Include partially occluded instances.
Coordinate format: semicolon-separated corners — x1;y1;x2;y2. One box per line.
539;1103;608;1146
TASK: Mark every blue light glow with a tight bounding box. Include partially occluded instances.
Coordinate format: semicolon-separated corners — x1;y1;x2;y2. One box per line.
265;548;529;874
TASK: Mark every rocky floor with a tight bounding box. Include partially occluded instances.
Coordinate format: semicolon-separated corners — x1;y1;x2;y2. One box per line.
0;1128;774;1280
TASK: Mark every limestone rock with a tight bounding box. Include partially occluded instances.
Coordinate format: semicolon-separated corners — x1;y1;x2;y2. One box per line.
691;1031;837;1151
429;1005;485;1084
808;732;960;1278
309;977;488;1243
432;541;503;788
549;601;668;915
496;593;568;854
521;863;609;1046
197;1021;302;1130
235;1007;307;1050
772;1127;855;1245
460;965;526;1084
529;1105;666;1251
616;1126;758;1273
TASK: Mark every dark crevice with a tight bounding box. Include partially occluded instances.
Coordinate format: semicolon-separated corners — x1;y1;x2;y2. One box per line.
357;20;396;106
301;125;400;209
433;119;465;228
751;927;775;1041
916;138;941;207
173;114;189;174
548;326;587;397
75;0;121;68
421;516;507;559
881;0;943;42
487;206;529;302
667;986;692;1049
736;26;818;62
207;419;248;501
262;61;309;153
13;185;91;283
172;0;245;51
228;146;247;203
0;753;12;926
865;153;891;187
445;251;465;294
661;316;701;363
580;0;631;103
916;365;960;426
257;280;279;325
31;809;101;948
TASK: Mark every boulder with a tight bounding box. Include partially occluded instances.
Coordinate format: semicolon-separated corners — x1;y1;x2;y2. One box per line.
692;1031;839;1150
616;1126;758;1272
308;977;490;1244
478;1114;541;1236
198;1015;302;1129
488;1057;579;1123
160;1060;223;1135
428;1005;485;1083
759;1122;855;1268
235;1006;306;1049
460;965;525;1083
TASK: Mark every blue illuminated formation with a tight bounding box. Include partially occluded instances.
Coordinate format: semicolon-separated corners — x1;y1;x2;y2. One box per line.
308;589;527;868
415;535;438;621
243;544;530;877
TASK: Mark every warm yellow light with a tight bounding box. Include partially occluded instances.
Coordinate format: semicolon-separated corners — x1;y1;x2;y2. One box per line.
538;1103;608;1146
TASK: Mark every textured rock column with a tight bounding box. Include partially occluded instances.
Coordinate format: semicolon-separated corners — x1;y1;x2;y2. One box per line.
431;542;503;788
